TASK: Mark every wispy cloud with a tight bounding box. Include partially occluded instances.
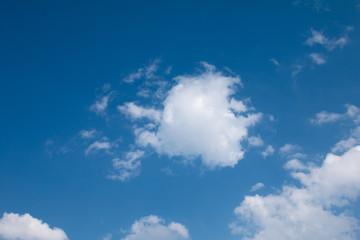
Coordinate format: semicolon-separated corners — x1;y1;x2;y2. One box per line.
90;84;114;115
279;143;306;159
305;29;350;51
291;64;302;78
108;150;144;181
309;53;326;65
79;129;97;139
118;102;162;123
85;140;112;155
310;104;360;125
311;105;360;154
123;59;161;83
248;135;264;147
270;58;280;66
250;182;265;192
261;145;275;158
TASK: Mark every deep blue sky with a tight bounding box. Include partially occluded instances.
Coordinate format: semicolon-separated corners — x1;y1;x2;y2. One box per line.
1;1;360;239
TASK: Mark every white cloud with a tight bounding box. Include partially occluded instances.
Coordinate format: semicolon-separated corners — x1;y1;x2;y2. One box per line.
284;159;307;170
279;144;301;155
279;144;307;160
310;104;360;125
311;105;360;154
85;141;111;155
0;213;68;240
332;127;360;153
118;102;162;122
305;29;349;51
122;215;189;240
90;92;113;115
108;150;144;181
120;63;262;168
310;110;343;125
248;136;264;147
124;69;144;83
250;182;265;192
123;59;160;83
144;59;160;80
80;129;97;139
309;53;326;65
261;145;275;158
230;146;360;239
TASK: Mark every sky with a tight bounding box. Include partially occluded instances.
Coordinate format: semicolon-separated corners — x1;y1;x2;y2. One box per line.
1;0;360;239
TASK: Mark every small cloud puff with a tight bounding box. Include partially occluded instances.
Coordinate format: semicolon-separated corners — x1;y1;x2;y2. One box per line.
261;145;275;158
250;182;265;192
309;53;326;65
121;215;189;240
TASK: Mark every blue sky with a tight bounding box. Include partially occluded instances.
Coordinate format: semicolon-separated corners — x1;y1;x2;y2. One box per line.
1;0;360;239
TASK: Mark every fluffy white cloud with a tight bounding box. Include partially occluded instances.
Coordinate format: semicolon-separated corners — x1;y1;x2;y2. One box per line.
120;63;262;168
261;145;275;158
122;215;189;240
85;140;111;155
108;150;144;181
309;53;326;65
305;29;349;51
230;146;360;240
0;213;68;240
